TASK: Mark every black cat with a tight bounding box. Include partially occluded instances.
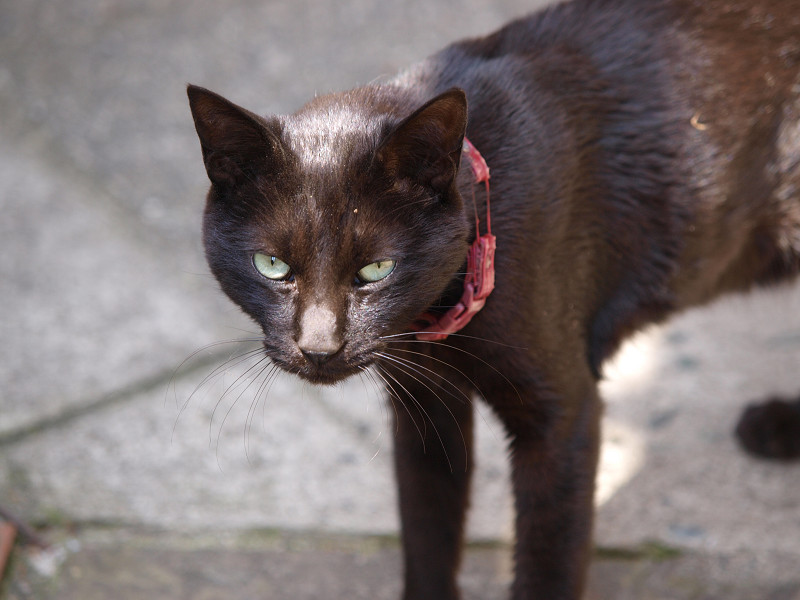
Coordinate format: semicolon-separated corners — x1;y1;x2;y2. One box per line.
188;0;800;597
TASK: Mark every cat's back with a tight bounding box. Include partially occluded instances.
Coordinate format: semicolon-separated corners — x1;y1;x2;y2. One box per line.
417;0;800;338
455;0;798;60
444;0;800;210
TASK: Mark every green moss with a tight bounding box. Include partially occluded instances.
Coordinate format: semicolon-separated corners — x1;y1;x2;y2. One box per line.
595;541;682;562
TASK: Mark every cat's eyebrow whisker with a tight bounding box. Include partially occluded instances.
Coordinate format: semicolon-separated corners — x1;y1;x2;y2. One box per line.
376;352;465;473
382;195;441;220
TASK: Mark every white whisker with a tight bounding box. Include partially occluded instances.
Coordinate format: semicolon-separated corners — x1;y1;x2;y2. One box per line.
378;351;470;407
382;338;523;405
376;353;461;473
372;364;427;446
384;346;502;444
380;330;528;350
167;337;264;411
171;344;265;444
245;363;281;461
211;355;272;460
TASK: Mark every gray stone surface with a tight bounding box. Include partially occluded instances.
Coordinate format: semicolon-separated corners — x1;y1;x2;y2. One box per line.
1;0;799;598
0;129;240;437
5;529;800;600
597;287;800;558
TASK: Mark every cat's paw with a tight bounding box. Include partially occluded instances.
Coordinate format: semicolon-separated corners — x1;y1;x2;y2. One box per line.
735;397;800;461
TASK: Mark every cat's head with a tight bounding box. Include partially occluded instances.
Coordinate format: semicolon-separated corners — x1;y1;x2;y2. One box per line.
188;85;470;384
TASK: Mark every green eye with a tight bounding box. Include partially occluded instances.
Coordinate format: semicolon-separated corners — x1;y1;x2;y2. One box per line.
253;253;292;280
357;259;396;283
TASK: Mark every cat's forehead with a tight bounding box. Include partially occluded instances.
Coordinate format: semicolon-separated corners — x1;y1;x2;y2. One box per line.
282;100;381;172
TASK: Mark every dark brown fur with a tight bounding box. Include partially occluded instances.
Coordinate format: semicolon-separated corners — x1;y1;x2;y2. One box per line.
188;0;800;597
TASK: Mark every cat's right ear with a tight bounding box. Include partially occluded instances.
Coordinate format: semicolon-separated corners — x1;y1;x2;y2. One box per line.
376;88;468;195
187;84;283;187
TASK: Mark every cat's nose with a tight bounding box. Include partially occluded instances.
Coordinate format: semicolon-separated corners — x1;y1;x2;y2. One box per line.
300;347;340;366
297;303;343;366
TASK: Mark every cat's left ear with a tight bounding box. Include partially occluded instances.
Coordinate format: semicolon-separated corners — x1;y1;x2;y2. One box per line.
376;88;468;194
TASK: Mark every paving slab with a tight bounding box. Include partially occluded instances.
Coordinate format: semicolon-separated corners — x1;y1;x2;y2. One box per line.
0;0;552;246
0;358;511;540
8;280;798;549
4;528;800;600
0;128;247;439
2;283;799;597
597;285;800;557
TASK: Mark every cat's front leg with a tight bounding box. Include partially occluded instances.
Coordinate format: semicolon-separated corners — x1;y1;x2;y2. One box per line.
386;367;475;600
497;384;602;600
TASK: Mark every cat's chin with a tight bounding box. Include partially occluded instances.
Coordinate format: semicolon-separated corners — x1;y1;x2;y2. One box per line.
268;353;371;387
295;367;362;386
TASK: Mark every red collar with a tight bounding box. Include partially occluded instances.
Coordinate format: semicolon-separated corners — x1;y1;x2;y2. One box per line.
413;137;496;341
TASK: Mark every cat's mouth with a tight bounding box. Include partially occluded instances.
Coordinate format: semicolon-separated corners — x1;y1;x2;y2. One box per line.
264;341;373;386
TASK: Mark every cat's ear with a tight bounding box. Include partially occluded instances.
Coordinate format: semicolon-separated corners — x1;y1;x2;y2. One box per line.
376;88;468;194
187;84;284;187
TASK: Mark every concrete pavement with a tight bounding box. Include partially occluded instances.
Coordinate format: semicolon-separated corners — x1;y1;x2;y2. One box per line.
1;0;799;598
